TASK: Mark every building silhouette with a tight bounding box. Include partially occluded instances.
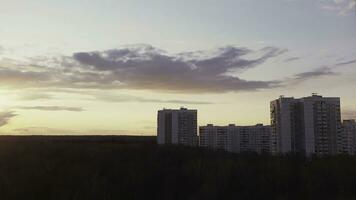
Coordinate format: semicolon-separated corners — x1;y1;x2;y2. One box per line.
156;94;355;157
199;124;234;152
157;107;198;146
270;94;343;156
199;124;271;154
343;120;356;155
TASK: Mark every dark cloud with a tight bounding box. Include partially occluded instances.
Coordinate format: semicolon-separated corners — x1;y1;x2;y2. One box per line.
0;44;339;94
334;59;356;66
0;111;17;127
0;68;52;87
290;67;337;82
283;57;355;85
284;57;300;62
17;106;84;112
71;44;286;93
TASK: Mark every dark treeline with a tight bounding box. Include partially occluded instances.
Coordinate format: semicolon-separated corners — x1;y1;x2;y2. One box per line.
0;136;356;200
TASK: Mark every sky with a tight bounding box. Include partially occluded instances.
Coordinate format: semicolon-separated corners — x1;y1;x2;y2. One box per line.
0;0;356;135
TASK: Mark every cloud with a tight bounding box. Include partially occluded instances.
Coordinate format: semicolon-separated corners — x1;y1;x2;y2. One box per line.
0;44;338;94
334;59;356;66
287;66;338;83
12;127;79;135
94;93;213;105
17;92;53;101
319;0;356;15
16;106;84;112
284;57;300;62
0;46;4;55
0;111;17;127
71;44;286;93
11;127;135;135
0;68;52;87
288;0;356;15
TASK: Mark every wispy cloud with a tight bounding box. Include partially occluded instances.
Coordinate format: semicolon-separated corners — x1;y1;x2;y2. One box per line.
94;93;214;105
0;111;17;127
333;58;356;66
287;0;356;15
16;106;84;112
12;127;79;135
16;92;53;101
284;57;300;63
291;66;337;81
11;127;135;135
319;0;356;15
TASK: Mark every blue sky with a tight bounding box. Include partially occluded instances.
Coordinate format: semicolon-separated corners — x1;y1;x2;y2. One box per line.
0;0;355;135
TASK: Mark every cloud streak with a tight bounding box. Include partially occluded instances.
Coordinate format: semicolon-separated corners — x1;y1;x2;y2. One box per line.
11;127;135;135
94;93;213;105
284;57;300;62
319;0;356;15
291;66;337;81
16;106;84;112
334;59;356;66
17;93;53;101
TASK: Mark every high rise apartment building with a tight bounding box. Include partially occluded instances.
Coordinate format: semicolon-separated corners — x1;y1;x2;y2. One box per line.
156;94;350;157
157;107;198;146
271;94;342;156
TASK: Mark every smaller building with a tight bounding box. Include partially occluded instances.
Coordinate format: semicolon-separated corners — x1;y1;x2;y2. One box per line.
199;124;271;154
199;124;234;152
237;124;271;154
343;120;356;155
157;107;198;146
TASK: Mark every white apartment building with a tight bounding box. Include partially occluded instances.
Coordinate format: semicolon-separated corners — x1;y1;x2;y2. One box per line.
157;107;198;146
270;94;343;156
199;124;234;152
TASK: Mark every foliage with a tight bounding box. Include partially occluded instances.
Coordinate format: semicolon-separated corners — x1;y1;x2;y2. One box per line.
0;136;356;200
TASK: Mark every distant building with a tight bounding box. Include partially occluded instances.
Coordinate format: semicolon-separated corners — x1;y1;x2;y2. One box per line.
157;107;198;146
270;94;343;156
199;124;234;152
236;124;271;154
199;124;271;154
343;120;356;155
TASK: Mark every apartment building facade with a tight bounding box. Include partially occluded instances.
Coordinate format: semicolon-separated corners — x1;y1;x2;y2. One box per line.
343;120;356;155
270;94;342;156
199;124;271;154
157;107;198;146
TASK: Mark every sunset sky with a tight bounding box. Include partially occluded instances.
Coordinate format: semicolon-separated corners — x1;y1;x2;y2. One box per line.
0;0;356;135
